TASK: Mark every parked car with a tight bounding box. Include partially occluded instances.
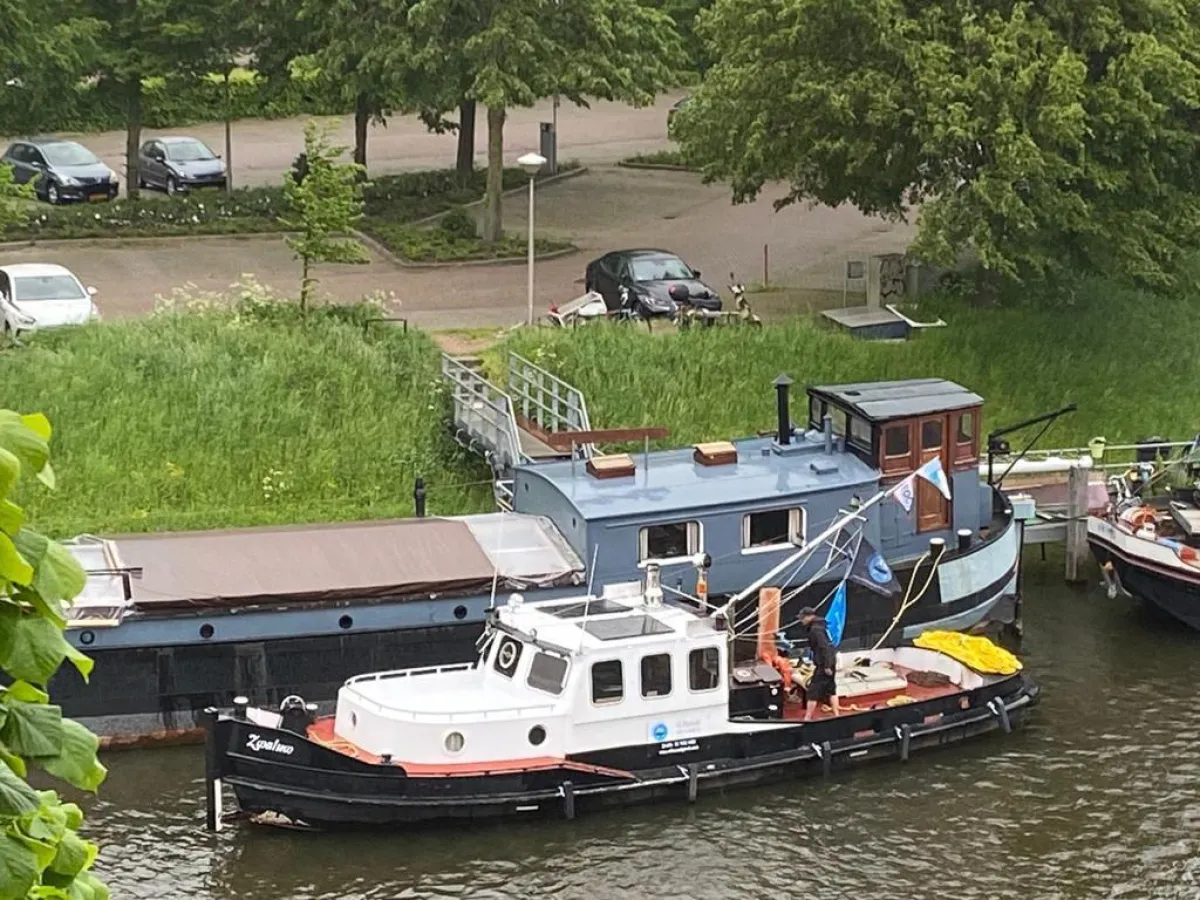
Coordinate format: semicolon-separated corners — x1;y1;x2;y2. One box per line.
137;136;227;194
584;249;722;319
0;138;119;204
0;264;100;335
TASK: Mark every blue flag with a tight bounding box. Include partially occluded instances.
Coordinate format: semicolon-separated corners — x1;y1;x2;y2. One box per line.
826;581;847;647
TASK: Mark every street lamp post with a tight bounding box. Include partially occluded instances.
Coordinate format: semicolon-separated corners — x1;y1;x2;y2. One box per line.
517;152;547;326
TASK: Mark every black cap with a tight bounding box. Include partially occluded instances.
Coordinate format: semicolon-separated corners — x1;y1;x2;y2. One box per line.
798;606;817;619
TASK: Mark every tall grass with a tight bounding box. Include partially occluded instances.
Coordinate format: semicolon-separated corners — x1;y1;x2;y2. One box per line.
0;304;490;537
504;285;1200;450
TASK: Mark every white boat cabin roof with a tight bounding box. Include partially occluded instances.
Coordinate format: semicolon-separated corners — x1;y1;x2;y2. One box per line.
494;582;723;654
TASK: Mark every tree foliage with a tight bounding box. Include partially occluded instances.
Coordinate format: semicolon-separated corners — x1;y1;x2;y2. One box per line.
280;120;368;313
675;0;1200;290
0;412;108;900
0;165;33;240
408;0;685;241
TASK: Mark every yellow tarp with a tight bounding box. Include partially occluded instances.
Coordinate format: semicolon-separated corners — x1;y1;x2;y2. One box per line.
912;631;1023;676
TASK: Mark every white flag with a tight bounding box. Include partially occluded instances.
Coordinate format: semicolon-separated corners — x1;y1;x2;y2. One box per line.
893;475;916;512
916;456;953;500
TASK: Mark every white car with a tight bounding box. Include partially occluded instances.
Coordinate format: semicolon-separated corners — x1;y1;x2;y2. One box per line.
0;263;100;335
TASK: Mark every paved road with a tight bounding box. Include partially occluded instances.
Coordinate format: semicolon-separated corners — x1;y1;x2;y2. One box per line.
23;95;689;188
1;167;916;329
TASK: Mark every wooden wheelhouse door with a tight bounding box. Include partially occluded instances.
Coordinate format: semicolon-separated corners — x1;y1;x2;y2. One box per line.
916;415;950;532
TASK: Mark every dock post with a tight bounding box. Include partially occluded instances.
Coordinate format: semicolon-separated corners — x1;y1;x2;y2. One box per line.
202;707;223;832
413;477;426;518
896;724;911;762
562;780;575;820
687;763;699;803
1065;464;1089;583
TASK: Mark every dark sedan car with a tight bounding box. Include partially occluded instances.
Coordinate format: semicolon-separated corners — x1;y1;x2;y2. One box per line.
137;136;227;194
584;249;722;319
1;138;119;204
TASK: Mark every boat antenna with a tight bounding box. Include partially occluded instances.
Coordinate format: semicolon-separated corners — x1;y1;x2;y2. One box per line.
584;543;600;598
488;509;507;609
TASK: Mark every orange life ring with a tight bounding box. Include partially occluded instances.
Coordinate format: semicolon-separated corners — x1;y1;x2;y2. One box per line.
1127;507;1158;530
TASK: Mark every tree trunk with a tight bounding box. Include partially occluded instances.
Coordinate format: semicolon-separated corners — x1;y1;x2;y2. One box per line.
125;79;143;201
456;99;476;182
483;105;505;244
224;70;233;194
353;93;370;170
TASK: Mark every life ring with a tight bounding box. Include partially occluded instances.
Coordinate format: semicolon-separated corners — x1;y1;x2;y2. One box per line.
1126;507;1158;530
760;652;793;690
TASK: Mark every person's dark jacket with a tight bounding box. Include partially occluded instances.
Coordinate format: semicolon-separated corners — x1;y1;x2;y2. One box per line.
804;617;837;672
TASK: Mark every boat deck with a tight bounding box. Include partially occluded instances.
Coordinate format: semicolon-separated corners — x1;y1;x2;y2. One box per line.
782;665;964;721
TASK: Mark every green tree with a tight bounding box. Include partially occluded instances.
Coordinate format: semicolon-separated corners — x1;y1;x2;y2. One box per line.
85;0;213;200
280;120;368;313
676;0;1200;290
0;411;108;900
0;164;33;240
408;0;684;243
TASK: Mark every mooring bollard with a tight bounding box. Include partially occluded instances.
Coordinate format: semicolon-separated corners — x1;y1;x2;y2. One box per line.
562;780;575;820
1064;463;1089;583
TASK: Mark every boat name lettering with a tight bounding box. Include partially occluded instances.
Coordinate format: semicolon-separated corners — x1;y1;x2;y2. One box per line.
674;719;703;738
657;738;698;756
246;733;295;756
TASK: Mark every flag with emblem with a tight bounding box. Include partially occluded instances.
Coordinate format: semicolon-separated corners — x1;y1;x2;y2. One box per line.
916;456;953;500
892;475;916;513
847;535;901;597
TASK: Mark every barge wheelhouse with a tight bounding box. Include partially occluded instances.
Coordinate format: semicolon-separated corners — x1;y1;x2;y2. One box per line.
59;377;1023;744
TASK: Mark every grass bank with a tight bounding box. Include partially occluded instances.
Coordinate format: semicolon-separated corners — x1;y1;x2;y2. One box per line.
0;292;490;538
501;287;1200;449
2;166;578;263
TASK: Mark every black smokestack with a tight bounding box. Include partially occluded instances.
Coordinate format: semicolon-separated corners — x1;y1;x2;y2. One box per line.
773;374;793;445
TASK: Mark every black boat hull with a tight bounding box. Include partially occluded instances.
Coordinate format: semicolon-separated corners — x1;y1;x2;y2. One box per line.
1088;534;1200;630
204;674;1038;829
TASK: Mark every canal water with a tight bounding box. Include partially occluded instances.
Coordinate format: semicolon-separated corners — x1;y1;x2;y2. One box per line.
75;556;1200;900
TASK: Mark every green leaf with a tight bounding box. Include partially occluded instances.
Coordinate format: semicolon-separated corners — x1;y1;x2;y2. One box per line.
0;535;33;587
67;871;108;900
0;833;39;900
38;721;105;794
13;532;86;606
1;617;69;685
0;742;26;779
48;832;93;879
0;698;63;759
58;805;82;833
0;413;50;482
18;415;50;443
0;763;41;818
4;682;48;706
0;501;23;538
0;449;19;501
0;603;18;667
36;461;55;491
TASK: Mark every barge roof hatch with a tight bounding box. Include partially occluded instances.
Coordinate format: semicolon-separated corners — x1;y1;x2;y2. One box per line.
64;514;584;618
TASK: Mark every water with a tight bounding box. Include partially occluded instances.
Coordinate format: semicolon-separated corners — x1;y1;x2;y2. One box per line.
76;559;1200;899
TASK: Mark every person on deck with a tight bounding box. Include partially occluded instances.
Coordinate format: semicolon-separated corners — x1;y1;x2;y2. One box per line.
799;607;840;720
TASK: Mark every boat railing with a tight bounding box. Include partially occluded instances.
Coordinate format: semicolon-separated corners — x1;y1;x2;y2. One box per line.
346;661;477;685
343;688;558;723
998;440;1198;472
441;354;524;474
508;352;595;459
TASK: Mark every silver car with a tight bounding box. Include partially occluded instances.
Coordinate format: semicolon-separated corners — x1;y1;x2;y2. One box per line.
137;136;227;195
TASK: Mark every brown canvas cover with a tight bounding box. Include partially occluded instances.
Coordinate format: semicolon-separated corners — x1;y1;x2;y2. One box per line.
110;518;500;613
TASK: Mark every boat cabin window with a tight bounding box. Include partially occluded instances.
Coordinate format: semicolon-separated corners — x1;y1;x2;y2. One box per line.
526;651;569;696
689;647;721;692
849;415;871;447
640;653;673;698
955;410;977;463
921;418;943;450
742;507;806;552
882;422;914;474
493;636;523;678
591;659;624;704
639;520;701;562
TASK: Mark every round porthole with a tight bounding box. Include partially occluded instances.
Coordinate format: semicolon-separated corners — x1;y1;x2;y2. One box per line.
199;624;214;639
339;614;353;630
528;725;547;746
79;630;95;646
453;605;468;620
444;731;465;753
497;641;518;669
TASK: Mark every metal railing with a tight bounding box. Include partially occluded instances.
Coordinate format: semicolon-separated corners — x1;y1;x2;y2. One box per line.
441;353;524;476
508;352;594;459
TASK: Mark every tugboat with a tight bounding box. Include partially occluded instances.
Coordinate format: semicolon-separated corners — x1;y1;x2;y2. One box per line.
61;358;1028;745
1088;437;1200;629
201;486;1038;831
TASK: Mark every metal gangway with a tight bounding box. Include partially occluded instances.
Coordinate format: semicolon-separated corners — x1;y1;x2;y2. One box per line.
442;351;595;509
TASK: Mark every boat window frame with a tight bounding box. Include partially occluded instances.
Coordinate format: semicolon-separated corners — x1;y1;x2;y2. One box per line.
741;507;806;554
881;420;916;474
638;519;702;564
590;658;624;705
848;414;871;448
954;409;978;464
526;650;569;696
640;652;673;698
688;646;721;693
492;635;524;679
